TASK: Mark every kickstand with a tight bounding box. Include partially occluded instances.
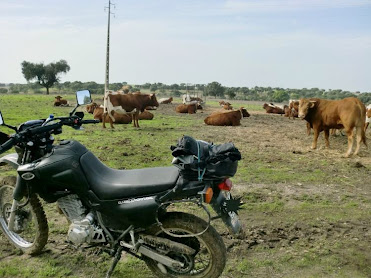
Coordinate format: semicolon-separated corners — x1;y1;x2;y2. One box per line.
105;246;123;278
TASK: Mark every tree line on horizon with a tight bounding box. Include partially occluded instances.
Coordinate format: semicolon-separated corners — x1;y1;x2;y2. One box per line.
0;59;370;104
1;81;370;104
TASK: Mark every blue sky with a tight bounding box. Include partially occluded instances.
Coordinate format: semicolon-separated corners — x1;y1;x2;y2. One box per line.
1;0;370;92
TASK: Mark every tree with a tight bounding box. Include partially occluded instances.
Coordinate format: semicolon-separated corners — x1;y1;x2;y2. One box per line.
206;82;225;98
272;90;289;103
21;60;70;94
225;88;236;99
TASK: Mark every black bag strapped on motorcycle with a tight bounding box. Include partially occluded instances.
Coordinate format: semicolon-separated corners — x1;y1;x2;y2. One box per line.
171;135;241;181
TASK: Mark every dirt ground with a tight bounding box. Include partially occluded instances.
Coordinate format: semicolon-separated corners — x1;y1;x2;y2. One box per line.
0;99;370;277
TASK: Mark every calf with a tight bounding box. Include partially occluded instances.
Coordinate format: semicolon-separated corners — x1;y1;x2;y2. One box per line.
86;103;131;128
104;92;159;128
204;107;250;126
54;96;68;106
298;97;367;157
263;103;284;114
175;103;197;114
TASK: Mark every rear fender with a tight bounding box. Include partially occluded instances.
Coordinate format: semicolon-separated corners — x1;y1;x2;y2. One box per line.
0;153;19;169
210;190;243;236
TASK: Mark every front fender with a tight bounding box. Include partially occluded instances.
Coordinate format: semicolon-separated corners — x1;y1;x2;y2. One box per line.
0;153;19;169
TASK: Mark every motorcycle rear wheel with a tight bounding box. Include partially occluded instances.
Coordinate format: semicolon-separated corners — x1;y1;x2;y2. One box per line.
0;176;48;255
144;212;226;278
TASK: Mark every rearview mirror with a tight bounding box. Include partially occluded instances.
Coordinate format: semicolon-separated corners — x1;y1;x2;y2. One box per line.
76;90;92;106
0;111;4;125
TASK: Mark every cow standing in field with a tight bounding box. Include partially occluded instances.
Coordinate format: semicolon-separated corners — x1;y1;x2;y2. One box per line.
262;103;285;114
298;97;367;157
86;103;132;128
54;96;68;106
104;92;159;128
176;103;197;114
204;107;250;126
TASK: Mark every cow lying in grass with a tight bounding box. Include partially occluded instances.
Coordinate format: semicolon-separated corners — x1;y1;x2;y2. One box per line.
54;96;68;106
204;107;250;126
176;103;197;114
263;103;284;114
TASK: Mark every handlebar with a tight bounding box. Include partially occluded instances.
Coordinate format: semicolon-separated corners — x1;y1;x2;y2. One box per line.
0;115;99;155
0;137;15;154
81;120;100;124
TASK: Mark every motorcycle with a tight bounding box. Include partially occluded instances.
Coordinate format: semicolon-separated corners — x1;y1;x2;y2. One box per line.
0;90;243;278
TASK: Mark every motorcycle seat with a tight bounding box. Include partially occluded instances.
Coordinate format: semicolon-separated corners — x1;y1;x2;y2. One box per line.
80;152;180;200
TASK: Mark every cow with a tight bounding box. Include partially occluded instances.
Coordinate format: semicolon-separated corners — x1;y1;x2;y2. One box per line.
54;96;68;106
219;101;230;106
223;103;233;110
288;99;299;119
86;103;132;128
138;110;154;120
103;92;159;128
262;103;285;114
204;107;250;126
190;97;203;103
175;103;197;114
159;97;173;104
298;97;367;157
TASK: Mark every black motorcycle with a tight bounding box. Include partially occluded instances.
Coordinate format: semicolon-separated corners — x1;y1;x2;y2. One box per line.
0;90;243;278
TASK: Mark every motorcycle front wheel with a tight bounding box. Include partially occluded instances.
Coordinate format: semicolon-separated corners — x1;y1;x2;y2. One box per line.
0;176;48;255
144;212;227;278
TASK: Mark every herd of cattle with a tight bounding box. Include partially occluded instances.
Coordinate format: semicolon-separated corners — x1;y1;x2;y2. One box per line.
53;90;371;157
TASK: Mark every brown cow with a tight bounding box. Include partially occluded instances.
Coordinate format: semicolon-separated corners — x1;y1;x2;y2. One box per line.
104;92;159;128
86;103;132;128
219;101;230;106
138;110;154;120
223;103;233;110
175;104;197;114
159;97;173;104
204;107;250;126
54;96;68;106
263;103;285;114
288;99;299;119
298;97;367;157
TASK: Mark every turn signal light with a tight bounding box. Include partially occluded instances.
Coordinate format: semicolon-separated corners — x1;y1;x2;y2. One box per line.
204;187;213;203
218;179;233;191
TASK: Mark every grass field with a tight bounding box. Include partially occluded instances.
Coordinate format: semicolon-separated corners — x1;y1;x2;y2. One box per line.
0;94;370;278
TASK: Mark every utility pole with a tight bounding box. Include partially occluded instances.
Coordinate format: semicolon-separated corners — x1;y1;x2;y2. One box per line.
103;0;115;120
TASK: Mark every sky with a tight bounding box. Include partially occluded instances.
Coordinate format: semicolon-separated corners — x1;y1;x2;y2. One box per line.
0;0;370;92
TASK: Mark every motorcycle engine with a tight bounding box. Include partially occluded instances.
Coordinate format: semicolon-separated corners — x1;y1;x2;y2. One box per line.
57;194;106;245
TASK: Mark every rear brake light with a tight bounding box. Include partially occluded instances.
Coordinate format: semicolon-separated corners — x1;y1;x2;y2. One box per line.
218;179;233;191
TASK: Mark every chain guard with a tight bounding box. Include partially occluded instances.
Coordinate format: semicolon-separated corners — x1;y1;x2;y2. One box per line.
140;234;195;255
